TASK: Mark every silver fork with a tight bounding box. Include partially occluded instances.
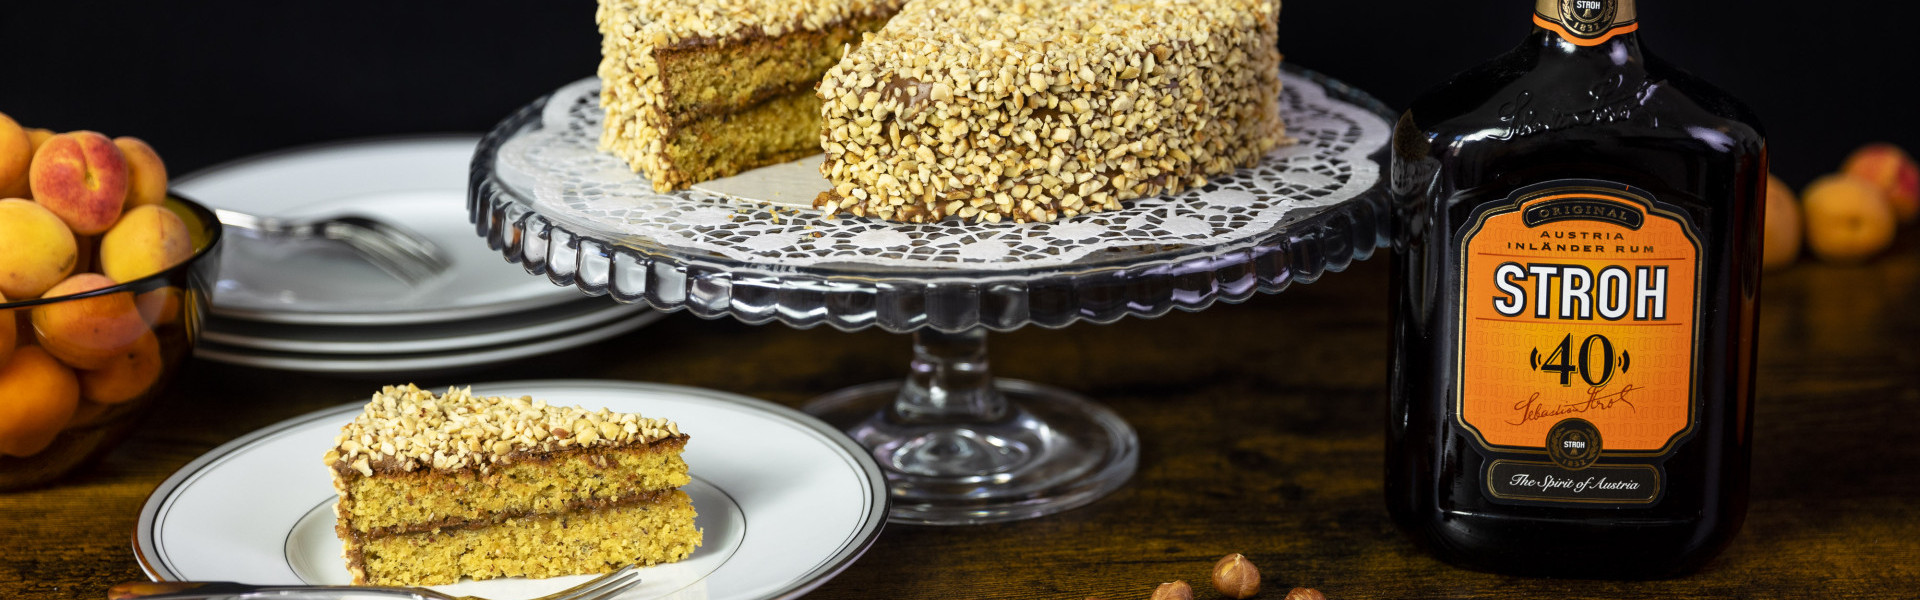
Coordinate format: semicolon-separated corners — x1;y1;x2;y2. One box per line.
106;564;641;600
215;209;452;286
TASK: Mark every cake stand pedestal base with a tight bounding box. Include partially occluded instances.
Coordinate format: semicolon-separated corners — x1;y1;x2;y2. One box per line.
803;330;1138;525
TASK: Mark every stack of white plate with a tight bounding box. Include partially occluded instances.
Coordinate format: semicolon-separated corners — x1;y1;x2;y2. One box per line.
176;136;663;374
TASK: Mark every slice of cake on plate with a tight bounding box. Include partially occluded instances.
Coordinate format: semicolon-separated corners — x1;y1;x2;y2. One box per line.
816;0;1288;223
597;0;904;191
323;384;700;585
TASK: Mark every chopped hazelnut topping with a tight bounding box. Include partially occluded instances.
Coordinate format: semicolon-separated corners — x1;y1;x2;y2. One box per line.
326;384;687;474
814;0;1286;224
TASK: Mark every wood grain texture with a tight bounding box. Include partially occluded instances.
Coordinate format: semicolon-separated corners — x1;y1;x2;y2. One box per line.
3;238;1917;599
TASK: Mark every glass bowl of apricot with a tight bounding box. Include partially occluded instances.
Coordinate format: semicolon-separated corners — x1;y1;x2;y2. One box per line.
0;126;222;490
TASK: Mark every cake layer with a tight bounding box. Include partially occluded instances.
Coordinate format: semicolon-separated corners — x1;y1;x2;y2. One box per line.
816;0;1287;223
351;490;701;586
656;91;824;188
597;0;902;190
655;12;894;126
332;438;690;535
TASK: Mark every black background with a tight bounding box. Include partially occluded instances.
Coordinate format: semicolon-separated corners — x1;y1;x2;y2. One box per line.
1;1;1914;188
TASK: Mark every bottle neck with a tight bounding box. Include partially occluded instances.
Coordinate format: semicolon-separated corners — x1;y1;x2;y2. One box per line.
1533;0;1640;48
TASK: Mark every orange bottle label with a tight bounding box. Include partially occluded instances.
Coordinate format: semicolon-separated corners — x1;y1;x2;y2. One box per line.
1455;180;1700;472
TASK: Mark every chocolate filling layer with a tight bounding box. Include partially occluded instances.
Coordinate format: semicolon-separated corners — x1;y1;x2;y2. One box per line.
354;489;680;539
330;435;688;478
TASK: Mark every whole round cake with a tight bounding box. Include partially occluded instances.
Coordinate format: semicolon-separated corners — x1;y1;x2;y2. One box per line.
596;0;1287;224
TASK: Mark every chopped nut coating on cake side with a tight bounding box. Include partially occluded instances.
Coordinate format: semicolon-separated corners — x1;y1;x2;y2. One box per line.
816;0;1287;223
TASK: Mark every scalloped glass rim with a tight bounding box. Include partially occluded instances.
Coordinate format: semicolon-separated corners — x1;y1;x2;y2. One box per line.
469;64;1394;333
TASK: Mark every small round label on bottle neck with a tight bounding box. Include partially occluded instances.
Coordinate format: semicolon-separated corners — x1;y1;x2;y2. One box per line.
1534;0;1639;46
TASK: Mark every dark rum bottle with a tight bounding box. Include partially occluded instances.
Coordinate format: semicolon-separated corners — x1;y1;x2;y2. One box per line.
1385;0;1765;578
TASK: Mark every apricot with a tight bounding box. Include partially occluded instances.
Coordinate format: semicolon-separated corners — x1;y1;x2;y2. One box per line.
0;346;81;457
100;204;193;283
25;128;54;154
31;273;149;370
29;131;127;235
0;198;79;299
0;112;29;199
115;137;168;209
78;332;162;405
1762;173;1802;271
136;287;183;326
1802;174;1896;264
0;295;14;368
1841;143;1920;223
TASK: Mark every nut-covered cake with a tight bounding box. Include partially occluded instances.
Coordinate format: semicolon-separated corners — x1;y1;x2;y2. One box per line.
597;0;904;191
816;0;1287;223
323;385;700;585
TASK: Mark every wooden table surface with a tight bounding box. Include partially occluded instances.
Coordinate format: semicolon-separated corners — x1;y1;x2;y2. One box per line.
4;235;1917;600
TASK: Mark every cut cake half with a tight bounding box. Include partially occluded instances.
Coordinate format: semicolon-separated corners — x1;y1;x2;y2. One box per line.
597;0;904;190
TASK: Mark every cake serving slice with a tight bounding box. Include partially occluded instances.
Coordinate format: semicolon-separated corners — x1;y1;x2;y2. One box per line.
816;0;1287;223
597;0;904;191
323;384;700;585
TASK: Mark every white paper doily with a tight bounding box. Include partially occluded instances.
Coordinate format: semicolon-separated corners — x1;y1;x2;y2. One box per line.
491;69;1388;271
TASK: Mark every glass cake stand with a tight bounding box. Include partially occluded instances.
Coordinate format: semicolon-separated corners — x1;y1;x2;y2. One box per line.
469;65;1394;525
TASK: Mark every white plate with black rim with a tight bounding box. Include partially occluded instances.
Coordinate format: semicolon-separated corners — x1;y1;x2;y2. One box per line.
175;135;584;326
192;309;669;374
202;296;651;355
135;380;889;600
